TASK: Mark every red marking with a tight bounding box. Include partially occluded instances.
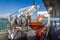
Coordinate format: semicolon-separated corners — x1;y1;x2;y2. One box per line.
36;27;46;40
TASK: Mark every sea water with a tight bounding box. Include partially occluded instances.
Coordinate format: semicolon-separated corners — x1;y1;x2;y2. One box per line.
0;18;8;32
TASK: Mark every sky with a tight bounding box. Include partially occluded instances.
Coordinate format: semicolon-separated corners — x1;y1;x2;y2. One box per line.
0;0;46;19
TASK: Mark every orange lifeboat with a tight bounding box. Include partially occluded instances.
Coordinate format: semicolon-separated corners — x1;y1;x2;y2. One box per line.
29;20;45;30
29;14;46;30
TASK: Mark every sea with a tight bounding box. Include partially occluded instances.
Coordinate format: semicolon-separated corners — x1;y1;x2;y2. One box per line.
0;18;8;32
